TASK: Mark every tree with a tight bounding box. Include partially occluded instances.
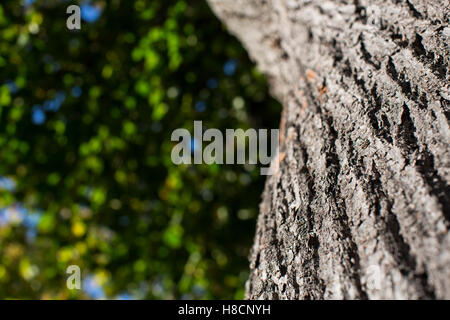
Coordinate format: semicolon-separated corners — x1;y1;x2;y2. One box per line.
208;0;449;299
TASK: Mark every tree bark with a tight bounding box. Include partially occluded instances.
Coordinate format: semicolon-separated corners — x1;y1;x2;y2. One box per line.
207;0;450;299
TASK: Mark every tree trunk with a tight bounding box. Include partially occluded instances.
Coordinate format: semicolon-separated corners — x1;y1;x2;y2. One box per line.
207;0;450;299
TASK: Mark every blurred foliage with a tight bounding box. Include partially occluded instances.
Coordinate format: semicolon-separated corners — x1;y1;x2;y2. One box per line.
0;0;281;299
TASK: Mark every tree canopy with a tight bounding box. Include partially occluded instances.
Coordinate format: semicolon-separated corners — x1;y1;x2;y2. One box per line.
0;0;280;299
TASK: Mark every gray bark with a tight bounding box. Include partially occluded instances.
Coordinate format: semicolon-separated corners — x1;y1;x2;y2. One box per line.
207;0;450;299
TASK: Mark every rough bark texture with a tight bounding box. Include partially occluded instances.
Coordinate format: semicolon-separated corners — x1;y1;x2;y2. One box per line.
207;0;450;299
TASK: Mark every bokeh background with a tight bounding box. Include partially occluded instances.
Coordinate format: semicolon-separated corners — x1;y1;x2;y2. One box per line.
0;0;281;299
